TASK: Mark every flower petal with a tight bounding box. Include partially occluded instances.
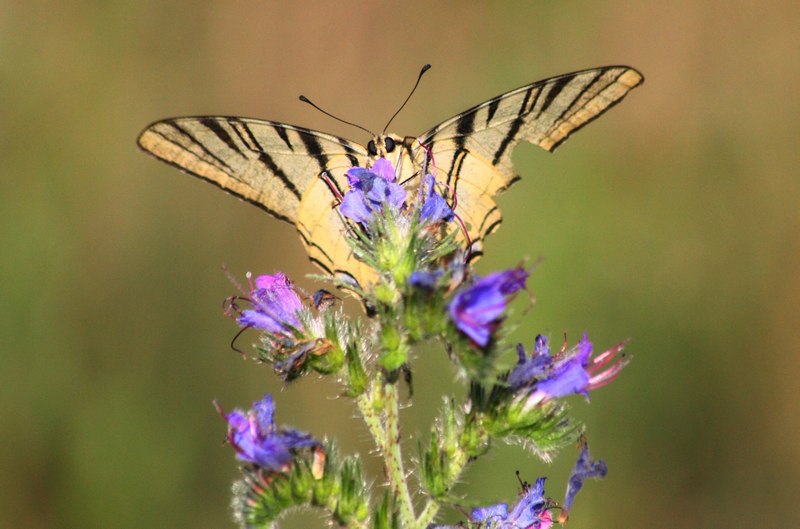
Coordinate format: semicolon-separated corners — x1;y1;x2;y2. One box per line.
370;157;396;182
563;445;607;511
340;189;373;223
222;394;320;472
448;267;528;346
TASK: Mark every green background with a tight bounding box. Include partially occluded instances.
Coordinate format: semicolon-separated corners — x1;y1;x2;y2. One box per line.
3;2;798;528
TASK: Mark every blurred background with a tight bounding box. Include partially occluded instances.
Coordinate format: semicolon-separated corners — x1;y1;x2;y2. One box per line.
2;1;798;528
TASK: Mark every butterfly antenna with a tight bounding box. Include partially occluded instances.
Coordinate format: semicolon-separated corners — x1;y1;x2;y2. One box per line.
299;95;375;136
383;63;431;134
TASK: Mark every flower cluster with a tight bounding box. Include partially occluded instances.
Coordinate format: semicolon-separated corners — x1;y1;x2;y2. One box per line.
215;156;629;529
216;394;319;472
509;333;628;410
238;272;303;335
340;158;407;224
340;158;454;227
468;477;554;529
225;272;350;381
449;267;529;346
433;444;607;529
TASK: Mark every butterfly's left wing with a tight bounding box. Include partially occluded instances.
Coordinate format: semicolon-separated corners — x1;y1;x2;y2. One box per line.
138;117;374;285
418;66;644;260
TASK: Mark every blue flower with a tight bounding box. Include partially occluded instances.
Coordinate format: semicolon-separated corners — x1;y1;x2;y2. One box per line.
471;477;553;529
419;174;454;223
561;444;607;521
217;394;319;472
449;267;528;346
238;272;303;334
409;269;444;290
340;158;406;224
470;503;509;526
506;335;552;389
510;333;627;409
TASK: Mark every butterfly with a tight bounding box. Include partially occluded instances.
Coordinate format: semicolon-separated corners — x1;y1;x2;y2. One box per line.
138;66;643;288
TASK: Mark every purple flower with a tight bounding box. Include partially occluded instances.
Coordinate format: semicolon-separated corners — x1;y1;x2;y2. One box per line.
238;273;303;334
340;158;406;224
561;444;607;521
419;174;454;223
471;503;509;526
216;394;319;472
449;267;529;346
364;156;396;182
471;477;553;529
409;269;444;290
512;334;627;410
507;335;552;389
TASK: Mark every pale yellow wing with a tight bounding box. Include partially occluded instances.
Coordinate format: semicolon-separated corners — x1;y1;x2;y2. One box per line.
418;66;644;260
138;67;643;286
137;117;373;285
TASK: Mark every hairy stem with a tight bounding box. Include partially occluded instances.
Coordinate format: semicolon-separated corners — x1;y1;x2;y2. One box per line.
357;382;416;527
356;385;385;443
416;500;441;529
384;381;416;527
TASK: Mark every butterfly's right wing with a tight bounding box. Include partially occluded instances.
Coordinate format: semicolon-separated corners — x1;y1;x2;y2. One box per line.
137;117;371;283
418;66;643;260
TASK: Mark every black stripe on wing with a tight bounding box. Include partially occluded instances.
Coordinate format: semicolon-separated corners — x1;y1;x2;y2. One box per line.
275;127;295;151
140;125;294;224
166;122;235;172
454;109;476;151
485;96;502;124
546;69;634;151
297;230;335;273
491;84;537;165
447;148;468;193
226;118;303;200
421;66;642;158
534;74;573;119
545;69;605;126
199;118;247;159
299;131;332;173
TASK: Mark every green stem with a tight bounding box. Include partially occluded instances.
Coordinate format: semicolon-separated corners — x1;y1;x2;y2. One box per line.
383;381;416;528
356;385;385;443
356;382;416;527
416;500;440;529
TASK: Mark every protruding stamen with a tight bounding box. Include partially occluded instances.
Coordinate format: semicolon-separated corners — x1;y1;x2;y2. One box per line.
319;172;344;202
229;326;249;358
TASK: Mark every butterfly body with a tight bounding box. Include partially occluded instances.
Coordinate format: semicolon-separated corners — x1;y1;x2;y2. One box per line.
138;66;643;288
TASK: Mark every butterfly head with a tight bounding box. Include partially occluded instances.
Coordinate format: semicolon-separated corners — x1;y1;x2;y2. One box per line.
367;135;402;158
